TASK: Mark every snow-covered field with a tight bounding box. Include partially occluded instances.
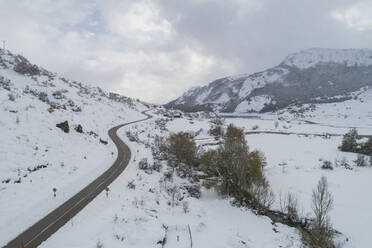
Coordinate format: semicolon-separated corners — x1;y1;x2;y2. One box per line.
278;86;372;130
3;100;369;247
224;113;372;248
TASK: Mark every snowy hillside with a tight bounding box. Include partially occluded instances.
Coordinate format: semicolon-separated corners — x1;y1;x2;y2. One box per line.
0;49;148;246
282;48;372;69
35;106;369;248
222;115;372;248
37;111;304;248
166;48;372;113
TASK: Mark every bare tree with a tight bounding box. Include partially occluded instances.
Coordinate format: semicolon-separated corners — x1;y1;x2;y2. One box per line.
247;179;275;209
280;192;299;221
310;176;334;247
209;116;224;138
355;154;367;167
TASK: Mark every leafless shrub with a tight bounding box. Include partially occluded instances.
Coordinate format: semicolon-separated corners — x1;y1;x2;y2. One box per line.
248;180;275;209
138;158;160;174
47;106;55;113
334;157;352;170
321;160;333;170
152;161;162;172
309;176;334;247
113;214;118;223
52;90;66;100
167;185;181;207
96;241;104;248
280;192;299;221
182;201;189;213
126;131;139;142
183;184;201;199
0;76;12;90
274;120;279;129
163;170;173;181
209;116;224;137
114;233;125;242
38;92;49;103
152;135;167;160
127;180;136;189
8;93;15;101
138;158;149;170
252;125;259;130
354;154;367;167
14;55;40;76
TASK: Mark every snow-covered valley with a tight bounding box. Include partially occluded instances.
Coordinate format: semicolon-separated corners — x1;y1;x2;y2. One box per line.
1;48;372;248
37;113;304;248
28;107;372;248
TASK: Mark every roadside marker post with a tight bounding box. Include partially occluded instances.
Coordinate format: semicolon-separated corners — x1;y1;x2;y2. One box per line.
105;187;110;198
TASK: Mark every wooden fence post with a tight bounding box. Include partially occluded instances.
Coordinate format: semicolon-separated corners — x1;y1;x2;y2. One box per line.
188;224;193;248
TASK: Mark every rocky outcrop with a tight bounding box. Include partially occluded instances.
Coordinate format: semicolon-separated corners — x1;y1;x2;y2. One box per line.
56;121;69;133
75;124;83;133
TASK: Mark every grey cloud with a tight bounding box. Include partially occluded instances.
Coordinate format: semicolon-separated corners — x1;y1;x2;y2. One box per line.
1;0;371;103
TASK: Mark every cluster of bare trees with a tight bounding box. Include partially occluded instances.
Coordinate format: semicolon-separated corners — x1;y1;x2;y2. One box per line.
280;176;335;248
208;116;224;138
154;124;337;247
310;176;334;247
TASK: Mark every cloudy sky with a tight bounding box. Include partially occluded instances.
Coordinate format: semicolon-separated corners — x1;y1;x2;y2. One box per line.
1;0;372;103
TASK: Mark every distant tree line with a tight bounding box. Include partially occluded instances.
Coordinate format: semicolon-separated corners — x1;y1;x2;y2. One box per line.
339;128;372;156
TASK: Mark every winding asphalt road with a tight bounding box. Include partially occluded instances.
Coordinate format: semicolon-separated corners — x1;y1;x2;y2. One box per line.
4;110;152;248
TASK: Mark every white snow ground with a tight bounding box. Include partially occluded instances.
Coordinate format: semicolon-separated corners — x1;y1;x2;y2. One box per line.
4;101;368;247
223;109;372;247
39;112;303;248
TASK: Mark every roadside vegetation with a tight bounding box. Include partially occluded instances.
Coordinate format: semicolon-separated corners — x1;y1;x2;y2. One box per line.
201;124;273;209
153;122;338;247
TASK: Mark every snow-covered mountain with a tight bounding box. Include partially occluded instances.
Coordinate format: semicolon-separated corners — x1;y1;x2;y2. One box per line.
166;48;372;113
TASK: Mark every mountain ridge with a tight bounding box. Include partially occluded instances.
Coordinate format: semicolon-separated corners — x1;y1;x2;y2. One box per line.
166;48;372;113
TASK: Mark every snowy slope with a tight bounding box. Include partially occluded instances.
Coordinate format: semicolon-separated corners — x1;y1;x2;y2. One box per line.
39;108;370;247
274;85;372;128
38;111;303;248
166;48;372;113
0;49;148;246
282;48;372;69
221;112;372;248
